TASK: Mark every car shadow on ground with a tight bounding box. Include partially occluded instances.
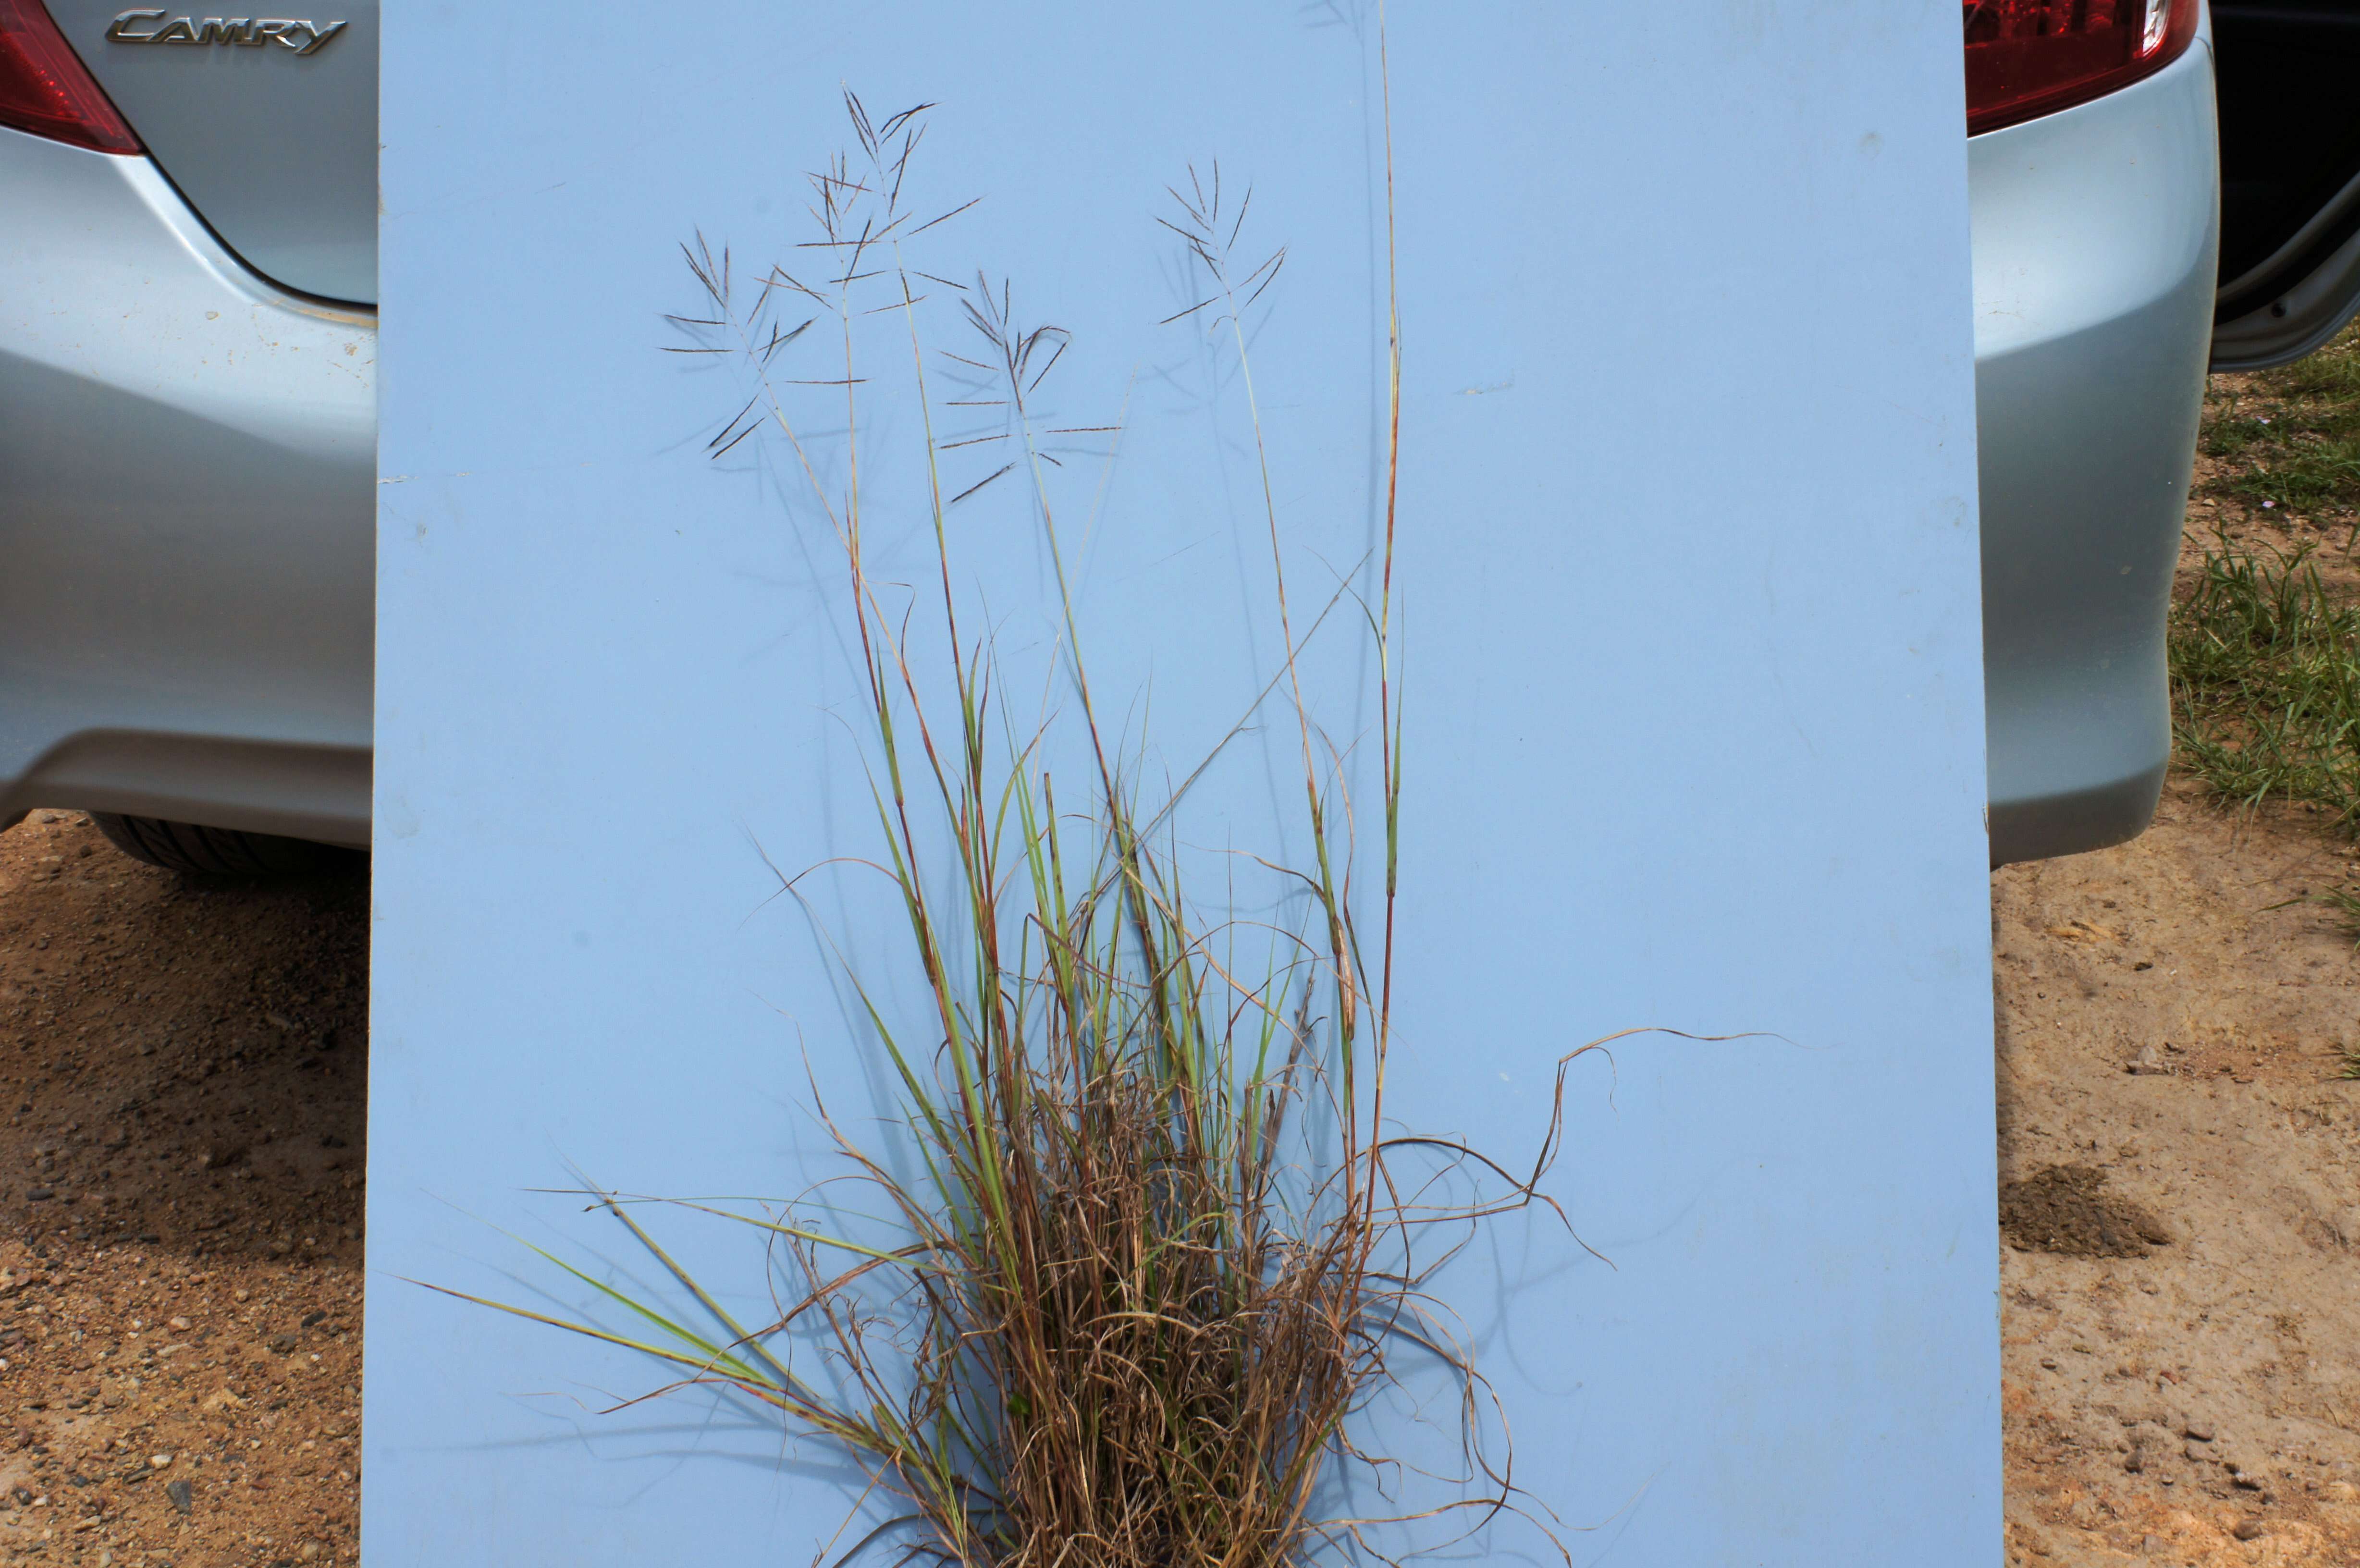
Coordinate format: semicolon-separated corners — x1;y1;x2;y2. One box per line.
0;811;367;1265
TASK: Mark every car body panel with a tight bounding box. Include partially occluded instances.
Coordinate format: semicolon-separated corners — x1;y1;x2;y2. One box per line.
0;10;2322;869
0;127;375;843
42;0;379;304
1971;31;2220;864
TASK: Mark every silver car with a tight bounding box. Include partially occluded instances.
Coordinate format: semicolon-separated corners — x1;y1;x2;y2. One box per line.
2;1;2356;871
1972;0;2360;861
1;1;374;872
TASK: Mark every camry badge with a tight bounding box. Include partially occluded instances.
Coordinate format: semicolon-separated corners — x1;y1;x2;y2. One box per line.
105;10;349;55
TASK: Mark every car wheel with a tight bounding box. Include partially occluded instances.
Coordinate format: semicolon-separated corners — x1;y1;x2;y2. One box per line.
89;813;353;877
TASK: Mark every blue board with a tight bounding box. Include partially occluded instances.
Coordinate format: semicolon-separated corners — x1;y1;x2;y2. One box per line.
370;4;1997;1562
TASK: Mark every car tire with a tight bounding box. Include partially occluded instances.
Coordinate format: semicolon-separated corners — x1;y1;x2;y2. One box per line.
90;813;352;877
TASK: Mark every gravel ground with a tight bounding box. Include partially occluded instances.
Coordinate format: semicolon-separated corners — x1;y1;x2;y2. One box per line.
0;811;364;1566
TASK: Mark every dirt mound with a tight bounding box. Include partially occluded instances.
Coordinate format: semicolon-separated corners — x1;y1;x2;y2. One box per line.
2001;1164;2174;1258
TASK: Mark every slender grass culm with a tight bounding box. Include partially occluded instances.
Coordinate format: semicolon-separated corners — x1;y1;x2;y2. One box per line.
447;43;1602;1568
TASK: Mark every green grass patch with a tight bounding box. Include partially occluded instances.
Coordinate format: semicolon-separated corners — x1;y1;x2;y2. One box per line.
2176;320;2360;832
2169;538;2360;832
2218;433;2360;512
2202;323;2360;513
2275;329;2360;402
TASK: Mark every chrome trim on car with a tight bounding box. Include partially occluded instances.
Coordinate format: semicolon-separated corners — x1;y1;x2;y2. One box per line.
104;10;347;55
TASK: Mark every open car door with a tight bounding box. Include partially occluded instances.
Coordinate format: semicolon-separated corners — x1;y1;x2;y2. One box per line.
2211;0;2360;367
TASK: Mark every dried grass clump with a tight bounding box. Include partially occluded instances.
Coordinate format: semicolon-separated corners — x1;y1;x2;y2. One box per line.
454;61;1595;1568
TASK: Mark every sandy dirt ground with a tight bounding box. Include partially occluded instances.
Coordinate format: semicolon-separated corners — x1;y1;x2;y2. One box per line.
0;484;2356;1565
3;791;2352;1568
1992;380;2360;1567
0;812;364;1566
1994;777;2360;1566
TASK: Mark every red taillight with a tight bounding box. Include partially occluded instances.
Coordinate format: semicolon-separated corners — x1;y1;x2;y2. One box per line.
0;0;138;153
1964;0;2200;135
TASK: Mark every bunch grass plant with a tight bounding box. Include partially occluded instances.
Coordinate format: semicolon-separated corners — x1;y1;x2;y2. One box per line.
449;49;1601;1568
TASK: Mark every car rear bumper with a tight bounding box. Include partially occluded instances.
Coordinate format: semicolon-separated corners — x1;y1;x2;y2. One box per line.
0;36;2227;864
0;128;375;845
1971;32;2219;866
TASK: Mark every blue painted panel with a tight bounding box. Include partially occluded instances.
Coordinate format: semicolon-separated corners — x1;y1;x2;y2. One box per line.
370;4;1995;1563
